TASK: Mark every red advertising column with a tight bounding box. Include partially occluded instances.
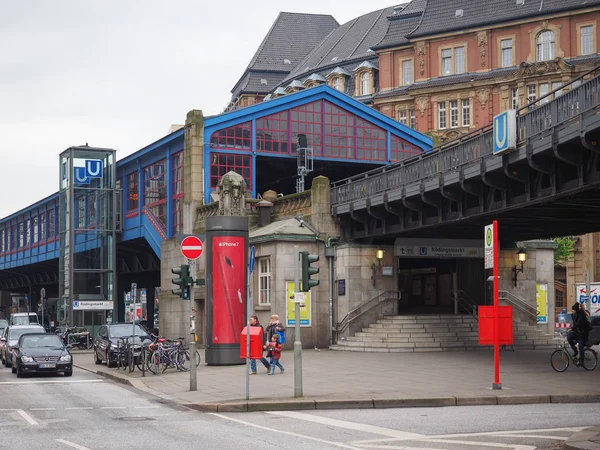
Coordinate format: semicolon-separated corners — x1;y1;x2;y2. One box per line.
205;216;249;365
492;220;501;389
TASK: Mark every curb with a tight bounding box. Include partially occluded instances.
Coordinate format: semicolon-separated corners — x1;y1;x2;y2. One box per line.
563;426;600;450
74;363;135;388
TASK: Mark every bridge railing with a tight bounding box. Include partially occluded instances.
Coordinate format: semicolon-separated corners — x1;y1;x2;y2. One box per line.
331;64;600;209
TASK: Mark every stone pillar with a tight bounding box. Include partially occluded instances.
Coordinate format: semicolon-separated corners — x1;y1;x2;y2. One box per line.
310;176;339;239
184;110;205;234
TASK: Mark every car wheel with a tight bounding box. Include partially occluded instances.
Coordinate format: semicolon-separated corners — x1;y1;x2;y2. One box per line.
64;369;73;377
106;350;116;368
11;361;16;374
15;364;23;378
6;354;12;368
94;349;102;365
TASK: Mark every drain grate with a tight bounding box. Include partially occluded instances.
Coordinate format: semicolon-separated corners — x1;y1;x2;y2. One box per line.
115;417;155;421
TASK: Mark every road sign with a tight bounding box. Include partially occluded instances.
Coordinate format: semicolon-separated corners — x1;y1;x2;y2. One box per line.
249;246;256;274
484;224;494;269
580;295;590;302
181;236;204;260
493;110;517;154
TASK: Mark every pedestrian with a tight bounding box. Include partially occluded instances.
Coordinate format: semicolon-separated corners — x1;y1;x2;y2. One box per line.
567;302;591;366
249;315;270;374
267;333;284;375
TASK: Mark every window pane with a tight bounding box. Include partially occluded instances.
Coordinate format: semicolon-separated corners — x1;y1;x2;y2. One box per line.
536;30;555;61
462;99;470;127
450;100;458;128
402;60;413;85
501;39;513;67
442;49;452;75
454;47;465;74
512;88;519;109
581;25;593;55
438;102;446;129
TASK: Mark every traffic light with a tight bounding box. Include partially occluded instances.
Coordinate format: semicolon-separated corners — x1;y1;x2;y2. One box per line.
171;264;190;299
300;251;319;292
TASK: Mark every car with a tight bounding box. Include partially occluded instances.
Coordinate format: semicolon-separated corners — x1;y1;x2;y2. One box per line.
93;323;150;368
0;319;8;335
11;333;72;378
10;313;39;326
1;325;45;368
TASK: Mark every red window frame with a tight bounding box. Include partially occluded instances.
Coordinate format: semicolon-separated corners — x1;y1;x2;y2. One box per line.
209;153;252;190
356;118;387;162
127;171;139;213
39;212;46;244
256;111;288;153
390;135;423;163
210;122;252;151
144;159;167;231
324;102;354;159
171;151;184;235
290;101;322;156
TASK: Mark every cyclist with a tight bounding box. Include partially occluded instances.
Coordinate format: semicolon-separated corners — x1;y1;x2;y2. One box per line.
567;302;591;366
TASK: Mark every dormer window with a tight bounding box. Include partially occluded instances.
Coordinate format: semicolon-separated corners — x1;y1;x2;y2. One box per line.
359;72;371;96
536;30;555;61
332;77;341;91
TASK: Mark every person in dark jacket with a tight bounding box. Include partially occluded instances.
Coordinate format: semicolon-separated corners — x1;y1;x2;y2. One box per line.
568;303;590;365
264;314;285;358
249;315;270;374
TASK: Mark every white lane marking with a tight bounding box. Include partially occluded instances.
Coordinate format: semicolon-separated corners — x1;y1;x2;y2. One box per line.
0;379;103;385
267;411;424;440
492;434;568;440
65;407;94;410
100;406;126;409
30;408;56;411
424;426;586;439
56;439;92;450
211;413;363;450
425;439;536;449
16;409;39;425
134;406;160;409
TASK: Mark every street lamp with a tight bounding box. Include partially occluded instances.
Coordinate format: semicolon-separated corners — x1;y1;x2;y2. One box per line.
512;248;527;287
371;249;385;286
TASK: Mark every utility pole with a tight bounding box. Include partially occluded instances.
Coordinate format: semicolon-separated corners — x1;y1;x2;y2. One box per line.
294;247;303;398
189;260;197;392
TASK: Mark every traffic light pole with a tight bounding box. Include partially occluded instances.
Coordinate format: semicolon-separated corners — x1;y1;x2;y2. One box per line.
294;247;303;398
189;260;197;392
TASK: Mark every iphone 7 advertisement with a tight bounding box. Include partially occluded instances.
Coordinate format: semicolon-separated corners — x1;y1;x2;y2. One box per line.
211;236;246;345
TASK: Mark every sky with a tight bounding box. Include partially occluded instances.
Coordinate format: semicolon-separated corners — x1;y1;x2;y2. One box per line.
0;0;399;219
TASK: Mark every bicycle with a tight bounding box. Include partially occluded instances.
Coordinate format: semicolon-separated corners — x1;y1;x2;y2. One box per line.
116;336;136;373
550;334;597;372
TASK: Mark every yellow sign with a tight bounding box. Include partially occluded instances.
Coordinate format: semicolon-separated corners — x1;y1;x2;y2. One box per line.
536;283;547;324
286;282;311;327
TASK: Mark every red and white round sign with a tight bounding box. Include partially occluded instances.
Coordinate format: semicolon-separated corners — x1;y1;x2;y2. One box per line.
180;236;203;260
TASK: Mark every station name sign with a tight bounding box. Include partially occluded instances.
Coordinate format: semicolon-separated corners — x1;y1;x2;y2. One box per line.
395;238;483;259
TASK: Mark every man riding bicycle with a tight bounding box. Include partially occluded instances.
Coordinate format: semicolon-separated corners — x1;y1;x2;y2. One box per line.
567;302;591;366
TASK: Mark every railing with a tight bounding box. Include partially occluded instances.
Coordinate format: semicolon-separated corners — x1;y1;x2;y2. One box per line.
335;291;400;342
451;289;478;320
498;290;537;323
331;63;600;209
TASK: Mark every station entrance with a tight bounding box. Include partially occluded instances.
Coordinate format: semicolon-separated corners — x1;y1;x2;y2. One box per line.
395;239;485;314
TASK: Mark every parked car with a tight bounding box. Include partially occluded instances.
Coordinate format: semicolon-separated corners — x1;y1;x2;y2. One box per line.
0;320;8;338
11;333;72;378
1;325;45;368
93;323;149;368
10;313;39;326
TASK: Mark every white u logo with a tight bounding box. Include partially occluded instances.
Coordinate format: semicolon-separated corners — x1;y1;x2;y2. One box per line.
495;115;507;149
86;160;102;177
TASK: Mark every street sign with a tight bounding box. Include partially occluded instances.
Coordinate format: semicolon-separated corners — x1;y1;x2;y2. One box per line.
181;235;204;260
484;224;494;269
580;295;590;302
249;245;256;274
493;110;517;154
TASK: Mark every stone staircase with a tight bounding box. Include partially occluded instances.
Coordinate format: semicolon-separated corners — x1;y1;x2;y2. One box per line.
330;314;559;353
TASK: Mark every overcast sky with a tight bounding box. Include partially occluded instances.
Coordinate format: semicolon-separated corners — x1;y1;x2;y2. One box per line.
0;0;398;219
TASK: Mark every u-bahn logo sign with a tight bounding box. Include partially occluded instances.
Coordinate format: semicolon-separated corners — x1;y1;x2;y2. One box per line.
493;110;517;154
74;158;103;185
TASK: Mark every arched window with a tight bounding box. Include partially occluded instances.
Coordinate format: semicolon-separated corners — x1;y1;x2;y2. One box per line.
536;30;555;61
359;72;371;96
332;77;341;91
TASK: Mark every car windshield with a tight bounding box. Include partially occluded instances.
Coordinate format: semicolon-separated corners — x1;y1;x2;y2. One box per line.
110;325;147;338
9;328;44;341
0;320;8;328
21;335;64;349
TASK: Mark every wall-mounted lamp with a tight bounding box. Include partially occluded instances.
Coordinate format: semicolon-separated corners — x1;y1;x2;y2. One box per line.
371;249;385;286
511;248;527;287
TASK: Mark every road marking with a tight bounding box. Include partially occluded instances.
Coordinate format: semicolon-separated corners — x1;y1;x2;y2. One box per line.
211;413;363;450
16;409;38;425
56;439;92;450
267;411;424;440
424;439;536;449
100;406;126;409
30;408;56;411
65;407;94;410
0;379;103;385
134;406;160;409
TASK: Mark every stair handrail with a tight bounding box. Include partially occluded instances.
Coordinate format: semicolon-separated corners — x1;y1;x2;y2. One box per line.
335;291;400;336
498;290;537;321
451;289;478;320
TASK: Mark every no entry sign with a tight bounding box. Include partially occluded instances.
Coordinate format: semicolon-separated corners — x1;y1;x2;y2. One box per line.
181;235;203;260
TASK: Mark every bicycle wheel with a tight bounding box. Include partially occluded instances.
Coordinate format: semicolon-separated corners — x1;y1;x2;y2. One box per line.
550;349;569;372
583;348;598;371
136;348;148;372
149;351;161;374
128;348;135;373
176;349;190;372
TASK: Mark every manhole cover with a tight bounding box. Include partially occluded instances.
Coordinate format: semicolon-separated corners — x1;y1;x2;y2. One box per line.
115;417;155;422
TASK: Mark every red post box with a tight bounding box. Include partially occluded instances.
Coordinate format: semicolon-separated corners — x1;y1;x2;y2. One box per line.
240;326;264;359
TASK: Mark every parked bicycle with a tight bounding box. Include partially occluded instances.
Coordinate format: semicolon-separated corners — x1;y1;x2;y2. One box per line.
550;332;597;372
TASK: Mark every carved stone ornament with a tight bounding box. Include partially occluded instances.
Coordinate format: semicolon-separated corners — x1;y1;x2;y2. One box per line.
515;57;571;78
216;170;247;216
417;44;426;76
477;88;490;110
416;97;429;117
477;32;488;68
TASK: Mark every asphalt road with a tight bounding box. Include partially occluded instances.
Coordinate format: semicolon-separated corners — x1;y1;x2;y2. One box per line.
1;364;598;449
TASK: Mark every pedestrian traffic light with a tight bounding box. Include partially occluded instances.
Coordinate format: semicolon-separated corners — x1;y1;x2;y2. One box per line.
171;264;190;299
300;251;319;292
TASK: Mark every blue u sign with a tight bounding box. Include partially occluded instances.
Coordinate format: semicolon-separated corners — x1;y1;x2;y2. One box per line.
493;110;517;154
73;158;103;184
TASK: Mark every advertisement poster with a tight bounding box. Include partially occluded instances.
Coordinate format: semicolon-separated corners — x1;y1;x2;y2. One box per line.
536;283;547;324
286;281;311;327
211;236;246;344
575;284;600;316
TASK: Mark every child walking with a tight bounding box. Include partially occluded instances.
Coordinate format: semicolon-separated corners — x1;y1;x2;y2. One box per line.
267;334;284;375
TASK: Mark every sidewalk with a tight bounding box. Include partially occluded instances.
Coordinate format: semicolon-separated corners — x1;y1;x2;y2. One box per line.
74;348;600;448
